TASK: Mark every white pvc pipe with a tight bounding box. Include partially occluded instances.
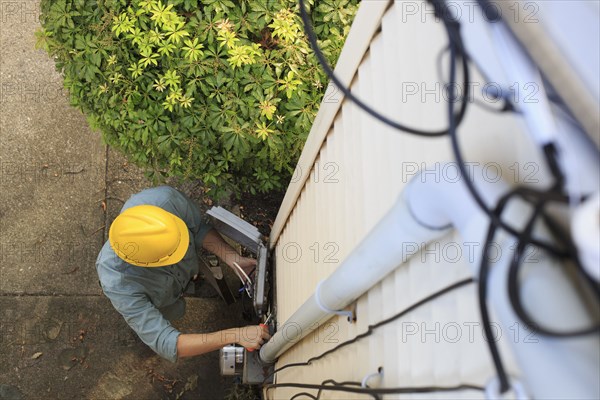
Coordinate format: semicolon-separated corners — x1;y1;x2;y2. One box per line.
260;190;451;363
261;164;599;399
407;166;599;400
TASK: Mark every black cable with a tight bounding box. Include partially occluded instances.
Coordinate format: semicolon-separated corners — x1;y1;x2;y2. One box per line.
303;0;565;257
540;210;600;297
298;0;468;137
289;380;377;400
436;46;513;114
289;392;317;400
265;382;485;397
478;183;599;394
395;0;588;335
317;380;379;400
440;17;515;392
460;0;594;384
264;278;474;382
507;196;600;337
302;0;565;258
478;189;538;394
473;146;597;340
476;172;581;394
433;1;571;259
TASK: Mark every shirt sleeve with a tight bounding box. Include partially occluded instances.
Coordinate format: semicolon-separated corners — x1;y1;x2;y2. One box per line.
102;285;181;363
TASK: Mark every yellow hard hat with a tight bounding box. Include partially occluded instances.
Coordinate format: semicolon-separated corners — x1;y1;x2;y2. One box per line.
109;205;189;267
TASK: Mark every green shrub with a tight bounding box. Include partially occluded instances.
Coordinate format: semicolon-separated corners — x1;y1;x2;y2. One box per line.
37;0;357;197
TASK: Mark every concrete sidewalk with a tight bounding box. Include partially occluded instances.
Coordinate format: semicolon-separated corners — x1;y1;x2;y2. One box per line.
1;2;243;399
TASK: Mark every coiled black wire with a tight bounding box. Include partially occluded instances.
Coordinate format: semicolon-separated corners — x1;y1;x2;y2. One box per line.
431;0;573;259
297;0;468;137
477;187;550;393
289;379;380;400
435;45;514;114
507;196;600;337
440;3;598;391
478;184;599;394
267;381;484;398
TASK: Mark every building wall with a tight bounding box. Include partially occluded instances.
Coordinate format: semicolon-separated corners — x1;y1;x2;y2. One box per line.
266;1;551;398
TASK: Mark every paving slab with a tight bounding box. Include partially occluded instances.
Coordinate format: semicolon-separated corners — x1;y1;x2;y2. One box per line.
0;296;240;399
0;0;105;295
104;149;154;242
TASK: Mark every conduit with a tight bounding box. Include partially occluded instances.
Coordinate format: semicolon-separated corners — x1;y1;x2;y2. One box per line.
260;163;599;399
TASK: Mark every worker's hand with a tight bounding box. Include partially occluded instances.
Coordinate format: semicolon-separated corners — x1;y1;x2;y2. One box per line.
237;325;270;351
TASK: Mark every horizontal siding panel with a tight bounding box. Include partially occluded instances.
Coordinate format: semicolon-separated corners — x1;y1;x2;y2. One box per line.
267;0;550;398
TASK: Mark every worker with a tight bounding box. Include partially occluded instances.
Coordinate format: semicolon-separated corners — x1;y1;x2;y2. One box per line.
96;186;270;362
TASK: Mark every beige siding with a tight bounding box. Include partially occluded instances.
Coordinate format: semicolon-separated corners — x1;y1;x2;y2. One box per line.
267;1;547;398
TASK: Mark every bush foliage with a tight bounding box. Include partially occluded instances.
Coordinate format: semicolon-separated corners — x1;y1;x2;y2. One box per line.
37;0;358;197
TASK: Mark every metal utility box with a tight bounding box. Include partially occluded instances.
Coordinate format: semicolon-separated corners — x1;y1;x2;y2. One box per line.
206;206;270;318
208;206;274;384
243;349;273;385
218;345;274;385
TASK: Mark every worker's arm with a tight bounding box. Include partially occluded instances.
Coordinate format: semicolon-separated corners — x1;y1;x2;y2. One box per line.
177;325;270;358
201;228;257;279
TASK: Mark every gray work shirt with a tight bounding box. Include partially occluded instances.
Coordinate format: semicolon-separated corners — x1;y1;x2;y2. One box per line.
96;186;212;362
